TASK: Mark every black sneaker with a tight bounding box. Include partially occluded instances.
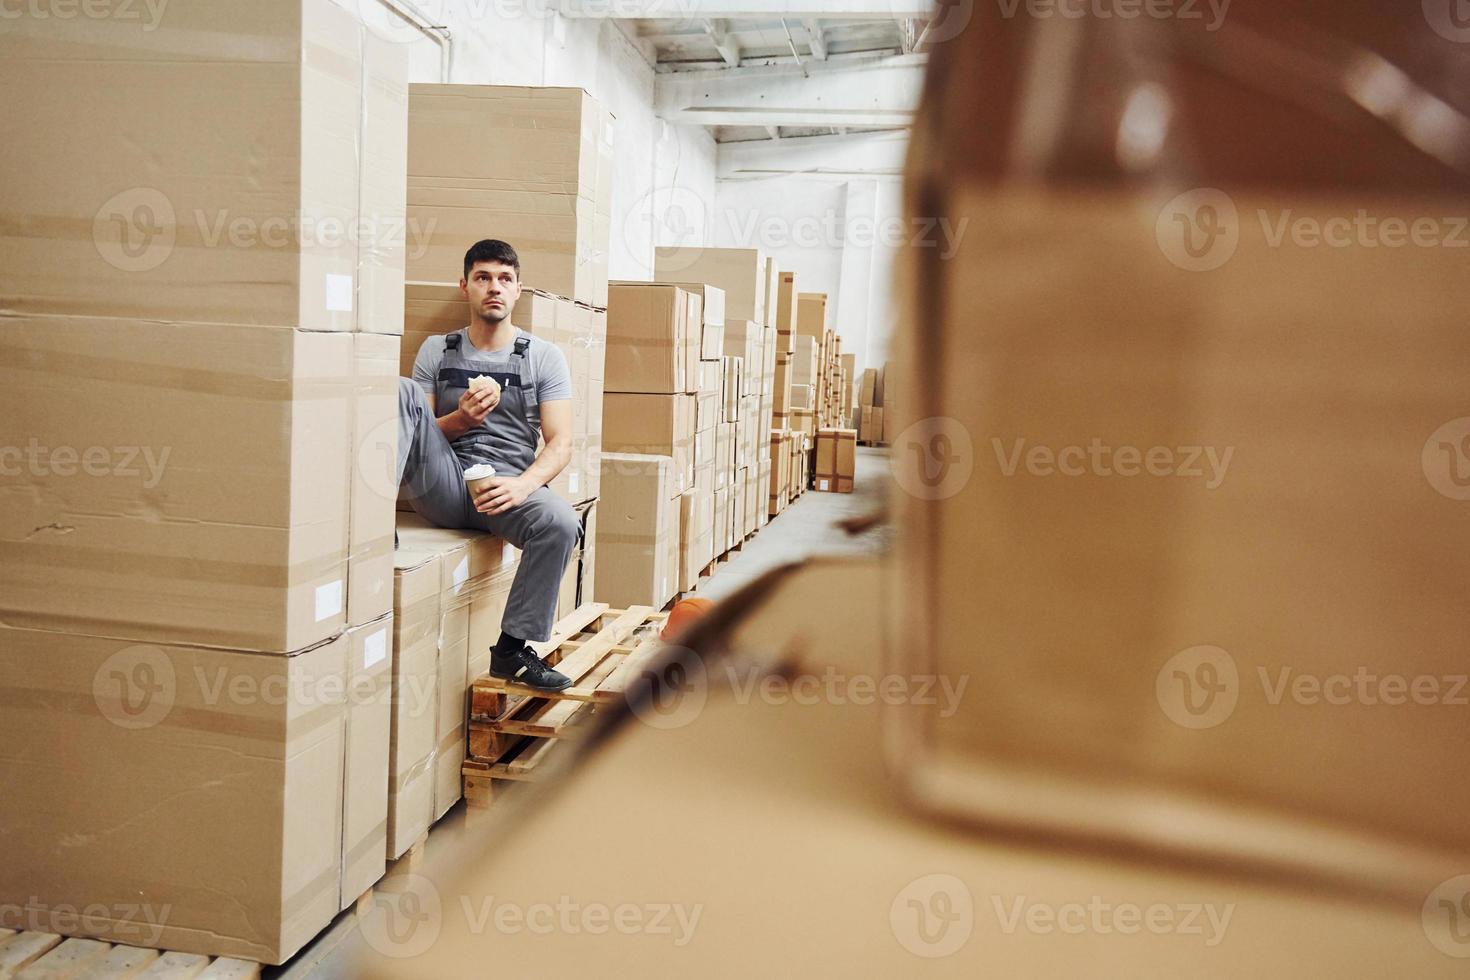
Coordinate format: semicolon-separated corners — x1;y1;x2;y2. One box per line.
490;645;573;692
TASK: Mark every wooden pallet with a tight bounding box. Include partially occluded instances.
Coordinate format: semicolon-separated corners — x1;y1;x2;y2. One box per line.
0;930;259;980
462;604;667;810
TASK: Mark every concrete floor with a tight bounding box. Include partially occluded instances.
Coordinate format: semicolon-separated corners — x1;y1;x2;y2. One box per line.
694;445;891;601
272;447;892;979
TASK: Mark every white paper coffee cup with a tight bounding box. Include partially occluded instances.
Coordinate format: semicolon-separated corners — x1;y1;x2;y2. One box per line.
463;463;497;494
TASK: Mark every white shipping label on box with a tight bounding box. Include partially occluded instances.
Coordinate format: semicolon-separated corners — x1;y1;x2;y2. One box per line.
315;580;343;622
325;273;355;312
364;629;388;669
453;557;469;592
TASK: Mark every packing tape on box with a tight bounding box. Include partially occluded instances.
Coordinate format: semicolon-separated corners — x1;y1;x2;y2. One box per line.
343;817;389;869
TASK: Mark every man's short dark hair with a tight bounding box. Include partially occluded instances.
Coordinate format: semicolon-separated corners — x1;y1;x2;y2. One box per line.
463;239;520;281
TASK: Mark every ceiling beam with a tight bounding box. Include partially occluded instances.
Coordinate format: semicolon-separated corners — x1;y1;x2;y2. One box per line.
717;128;910;179
656;53;923;129
556;0;935;18
703;18;742;66
802;19;828;60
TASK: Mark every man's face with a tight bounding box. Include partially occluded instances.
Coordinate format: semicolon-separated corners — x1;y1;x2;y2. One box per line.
461;260;522;324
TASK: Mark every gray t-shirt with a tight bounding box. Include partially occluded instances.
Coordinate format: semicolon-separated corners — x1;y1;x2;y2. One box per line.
412;327;572;477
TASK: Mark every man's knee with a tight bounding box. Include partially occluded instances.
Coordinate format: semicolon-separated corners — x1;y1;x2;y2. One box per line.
397;376;421;412
537;496;581;549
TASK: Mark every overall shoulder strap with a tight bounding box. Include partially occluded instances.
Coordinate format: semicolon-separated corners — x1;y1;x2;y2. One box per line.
444;331;462;351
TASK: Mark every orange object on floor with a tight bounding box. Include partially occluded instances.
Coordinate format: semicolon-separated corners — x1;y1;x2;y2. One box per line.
662;597;714;640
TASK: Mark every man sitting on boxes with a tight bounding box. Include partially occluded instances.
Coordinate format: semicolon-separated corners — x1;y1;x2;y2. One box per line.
395;239;577;692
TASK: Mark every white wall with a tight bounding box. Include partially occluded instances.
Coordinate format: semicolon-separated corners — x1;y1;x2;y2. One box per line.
360;0;718;282
710;173;905;376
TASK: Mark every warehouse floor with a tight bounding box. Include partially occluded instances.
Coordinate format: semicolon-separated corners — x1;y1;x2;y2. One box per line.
271;447;891;979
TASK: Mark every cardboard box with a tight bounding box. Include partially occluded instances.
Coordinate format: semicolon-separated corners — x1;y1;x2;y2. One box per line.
859;368;876;407
768;433;789;515
655;247;766;325
724;318;763;388
870;407;885;444
773;352;793;418
789;384;816;411
345;553;1470;980
678;488;715;593
743;467;761;540
0;625;351;963
889;170;1470;896
695;389;721;433
792;409;817;437
350;333;401;627
0;316;351;653
697;358;723;397
796;292;827;339
813;428;856;494
637;280;724;363
722;357;743;423
682;291;703;394
859;405;876;442
714;424;734;491
602;393;696;496
726;480;741;551
693;426;717;494
407;85;612;305
874;361;887;406
712;485;729;559
341;613;394;908
595;454;676;608
775;272;799;352
757;458;773;527
1;0;407;333
792;336;820;387
396;517;518;818
388;550;440;859
763;258;781;330
605;283;690;394
554;501;596;621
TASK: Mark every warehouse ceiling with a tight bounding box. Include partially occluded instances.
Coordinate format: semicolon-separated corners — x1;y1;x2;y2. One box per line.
556;0;932;143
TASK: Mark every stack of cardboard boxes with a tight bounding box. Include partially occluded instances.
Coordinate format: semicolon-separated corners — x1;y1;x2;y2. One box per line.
857;362;893;445
406;85;614;306
595;249;784;607
663;250;781;565
0;2;408;964
388;82;614;843
389;517;520;846
595;282;703;608
813;428;858;494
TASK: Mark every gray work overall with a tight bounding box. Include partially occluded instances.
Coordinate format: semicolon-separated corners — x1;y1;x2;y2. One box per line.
395;331;579;643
